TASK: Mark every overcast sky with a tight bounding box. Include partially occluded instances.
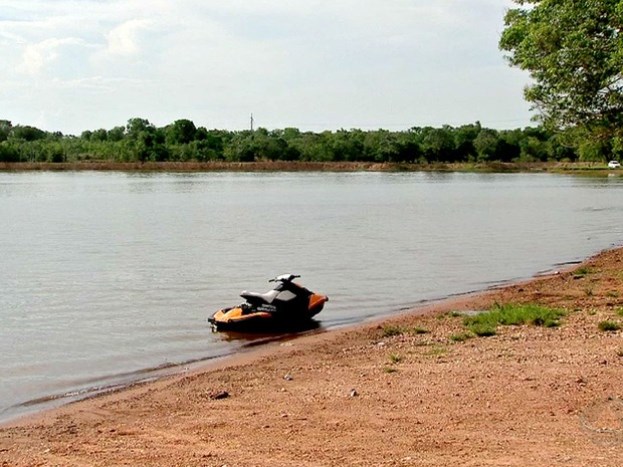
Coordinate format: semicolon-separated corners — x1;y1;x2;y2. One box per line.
1;0;533;135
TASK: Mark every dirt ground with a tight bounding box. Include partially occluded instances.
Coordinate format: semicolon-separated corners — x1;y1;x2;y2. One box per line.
2;248;623;466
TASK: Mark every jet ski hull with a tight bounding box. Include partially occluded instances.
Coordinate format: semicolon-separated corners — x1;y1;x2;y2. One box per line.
209;293;328;331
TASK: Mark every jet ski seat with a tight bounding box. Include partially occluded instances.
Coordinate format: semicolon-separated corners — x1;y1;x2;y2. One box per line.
240;289;280;305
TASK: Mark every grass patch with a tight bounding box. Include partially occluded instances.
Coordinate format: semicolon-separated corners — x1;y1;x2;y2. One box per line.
574;266;593;278
606;291;620;298
380;324;406;338
438;311;462;320
382;325;429;337
469;325;497;337
423;345;448;357
388;353;403;364
463;303;565;336
598;321;621;332
449;332;474;343
616;307;623;317
383;366;398;374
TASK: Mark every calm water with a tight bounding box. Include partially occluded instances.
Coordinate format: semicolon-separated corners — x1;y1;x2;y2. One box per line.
1;171;622;421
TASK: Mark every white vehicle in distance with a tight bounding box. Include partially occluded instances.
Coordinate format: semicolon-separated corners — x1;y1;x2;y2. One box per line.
608;160;621;169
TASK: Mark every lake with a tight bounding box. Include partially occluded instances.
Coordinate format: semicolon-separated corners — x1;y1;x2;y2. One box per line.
1;171;622;422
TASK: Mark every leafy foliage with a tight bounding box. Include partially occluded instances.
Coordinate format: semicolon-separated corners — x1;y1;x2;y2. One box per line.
500;0;623;145
0;117;593;164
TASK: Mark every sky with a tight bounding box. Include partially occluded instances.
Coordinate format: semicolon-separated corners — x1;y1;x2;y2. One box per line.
0;0;534;135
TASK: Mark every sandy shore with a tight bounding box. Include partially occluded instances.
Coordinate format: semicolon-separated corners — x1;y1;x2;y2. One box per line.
2;248;623;466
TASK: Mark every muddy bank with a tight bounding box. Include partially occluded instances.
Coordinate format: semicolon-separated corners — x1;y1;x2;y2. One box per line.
1;248;623;466
0;160;619;174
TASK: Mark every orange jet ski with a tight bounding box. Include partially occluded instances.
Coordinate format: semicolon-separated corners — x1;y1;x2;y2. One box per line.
209;274;328;331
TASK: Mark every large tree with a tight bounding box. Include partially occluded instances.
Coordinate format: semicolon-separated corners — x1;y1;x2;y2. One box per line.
500;0;623;141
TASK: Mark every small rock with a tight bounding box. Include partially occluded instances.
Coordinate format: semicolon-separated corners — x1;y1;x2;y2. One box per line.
284;373;293;381
210;391;230;400
349;389;358;397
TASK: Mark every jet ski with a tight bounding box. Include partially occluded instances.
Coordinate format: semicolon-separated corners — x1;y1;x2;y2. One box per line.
209;274;328;331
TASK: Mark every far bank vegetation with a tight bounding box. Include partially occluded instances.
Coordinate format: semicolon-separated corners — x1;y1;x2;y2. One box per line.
0;118;616;166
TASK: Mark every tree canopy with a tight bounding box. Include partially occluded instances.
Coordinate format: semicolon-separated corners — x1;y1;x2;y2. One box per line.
500;0;623;144
0;117;584;164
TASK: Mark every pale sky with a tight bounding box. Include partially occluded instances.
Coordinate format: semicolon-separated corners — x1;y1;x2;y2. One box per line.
1;0;534;135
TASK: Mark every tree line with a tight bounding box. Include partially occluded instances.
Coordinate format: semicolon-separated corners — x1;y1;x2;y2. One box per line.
3;4;623;165
1;117;615;165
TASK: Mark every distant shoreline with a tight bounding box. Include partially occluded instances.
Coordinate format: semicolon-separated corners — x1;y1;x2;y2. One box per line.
0;160;620;174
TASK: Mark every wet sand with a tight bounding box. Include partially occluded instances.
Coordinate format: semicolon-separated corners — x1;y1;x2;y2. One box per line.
1;248;623;466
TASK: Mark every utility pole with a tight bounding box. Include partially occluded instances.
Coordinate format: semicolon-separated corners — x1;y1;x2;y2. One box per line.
250;113;254;132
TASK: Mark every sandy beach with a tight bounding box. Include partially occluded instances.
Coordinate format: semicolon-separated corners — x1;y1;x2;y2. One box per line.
2;248;623;466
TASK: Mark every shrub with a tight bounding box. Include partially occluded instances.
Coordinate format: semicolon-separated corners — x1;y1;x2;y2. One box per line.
574;266;593;277
381;325;406;338
598;321;621;332
450;332;474;342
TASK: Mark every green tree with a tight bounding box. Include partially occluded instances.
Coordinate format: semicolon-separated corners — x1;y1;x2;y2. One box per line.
108;126;125;142
363;130;403;162
0;142;19;162
291;132;333;161
419;126;456;162
124;118;169;162
126;118;153;140
91;129;108;142
453;123;481;161
224;131;256;162
10;125;47;141
497;129;522;162
326;130;364;161
166;119;197;145
500;0;623;142
0;120;13;142
473;129;500;161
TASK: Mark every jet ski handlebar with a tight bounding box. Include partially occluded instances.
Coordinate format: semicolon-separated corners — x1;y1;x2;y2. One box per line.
269;273;300;283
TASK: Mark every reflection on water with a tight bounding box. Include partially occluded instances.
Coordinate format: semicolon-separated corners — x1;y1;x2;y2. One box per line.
0;171;622;422
213;319;323;345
